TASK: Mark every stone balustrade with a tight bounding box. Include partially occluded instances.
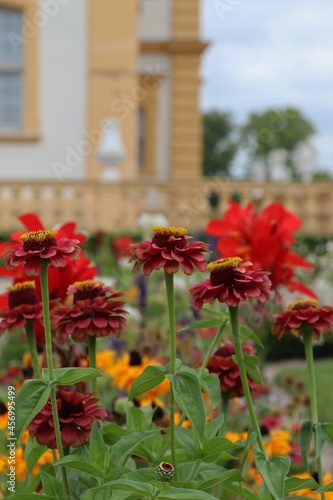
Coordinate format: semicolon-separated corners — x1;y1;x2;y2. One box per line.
0;178;332;235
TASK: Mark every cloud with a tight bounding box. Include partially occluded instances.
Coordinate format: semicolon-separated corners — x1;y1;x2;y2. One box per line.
200;0;333;170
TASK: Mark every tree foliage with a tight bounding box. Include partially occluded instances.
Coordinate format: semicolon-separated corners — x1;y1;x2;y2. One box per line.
203;111;239;176
240;107;316;159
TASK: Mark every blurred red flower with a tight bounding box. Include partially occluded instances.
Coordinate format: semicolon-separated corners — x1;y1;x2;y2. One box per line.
111;236;135;261
206;201;315;297
0;213;97;300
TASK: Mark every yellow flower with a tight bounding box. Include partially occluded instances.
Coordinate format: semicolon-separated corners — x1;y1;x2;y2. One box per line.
0;406;8;430
225;431;248;443
96;350;115;376
265;429;292;457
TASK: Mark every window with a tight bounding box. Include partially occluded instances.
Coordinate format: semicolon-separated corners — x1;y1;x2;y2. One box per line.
0;6;23;130
0;0;38;140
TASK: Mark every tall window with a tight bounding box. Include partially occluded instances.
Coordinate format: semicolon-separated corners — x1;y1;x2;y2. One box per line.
0;7;23;131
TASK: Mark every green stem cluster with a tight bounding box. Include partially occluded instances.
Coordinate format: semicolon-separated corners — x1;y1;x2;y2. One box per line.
40;262;71;500
303;331;325;500
164;271;178;480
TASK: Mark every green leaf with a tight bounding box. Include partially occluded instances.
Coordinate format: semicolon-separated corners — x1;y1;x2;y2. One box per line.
204;414;225;441
128;365;167;400
156;487;217;499
175;427;197;460
42;367;103;385
14;379;51;440
285;476;319;493
55;455;104;478
253;448;290;500
322;422;333;443
300;420;313;468
314;422;327;459
199;369;221;409
243;355;263;385
202;307;229;319
109;429;160;465
239;324;264;348
197;468;244;490
178;318;226;331
81;479;155;499
24;439;48;474
226;484;264;500
126;406;151;433
200;436;244;463
240;430;257;476
40;471;65;499
89;422;109;474
315;481;333;493
171;367;206;448
5;495;56;500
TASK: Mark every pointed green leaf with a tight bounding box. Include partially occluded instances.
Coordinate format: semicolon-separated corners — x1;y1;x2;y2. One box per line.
81;479;155;499
200;436;244;463
322;423;333;443
128;365;167;400
199;369;221;409
156;487;218;499
178;318;226;331
204;414;225;441
285;476;319;493
109;429;160;464
300;420;313;468
175;427;197;459
315;481;333;493
253;448;290;500
40;471;65;499
5;495;56;500
243;355;263;385
239;324;264;348
24;439;49;474
202;307;229;319
314;422;327;459
89;422;109;473
43;367;103;385
55;455;104;478
197;468;244;490
14;379;51;440
171;367;206;448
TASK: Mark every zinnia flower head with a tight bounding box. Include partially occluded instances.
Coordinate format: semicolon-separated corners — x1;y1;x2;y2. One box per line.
206;342;263;398
52;280;128;342
272;299;333;340
28;388;107;449
189;257;272;310
129;225;209;275
0;281;43;335
2;229;81;276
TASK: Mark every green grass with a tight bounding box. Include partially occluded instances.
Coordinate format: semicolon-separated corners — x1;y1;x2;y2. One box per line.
275;359;333;423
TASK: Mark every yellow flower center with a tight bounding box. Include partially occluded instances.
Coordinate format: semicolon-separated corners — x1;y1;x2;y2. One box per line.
288;299;318;310
72;280;105;289
207;257;243;273
20;230;57;252
7;281;36;293
152;226;187;238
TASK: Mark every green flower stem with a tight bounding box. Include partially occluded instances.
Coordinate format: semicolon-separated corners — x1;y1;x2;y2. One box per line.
198;322;227;379
229;306;267;458
303;331;325;500
219;391;230;437
164;271;178;481
25;320;41;379
88;335;97;394
40;262;71;500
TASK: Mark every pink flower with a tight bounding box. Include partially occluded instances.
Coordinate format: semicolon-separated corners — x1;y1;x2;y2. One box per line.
52;280;128;342
29;389;107;449
189;257;272;310
0;281;43;335
272;299;333;340
2;230;80;276
129;226;209;275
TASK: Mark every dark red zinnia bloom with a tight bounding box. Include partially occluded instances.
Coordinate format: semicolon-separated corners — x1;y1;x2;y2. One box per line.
272;299;333;340
189;257;272;310
0;281;43;336
206;343;262;398
52;280;128;342
206;201;315;298
129;226;209;275
2;229;81;276
28;388;107;449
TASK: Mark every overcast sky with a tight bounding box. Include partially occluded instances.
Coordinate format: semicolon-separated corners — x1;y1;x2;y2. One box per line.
200;0;333;172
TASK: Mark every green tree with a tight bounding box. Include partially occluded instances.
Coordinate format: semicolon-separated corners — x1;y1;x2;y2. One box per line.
203;111;239;176
241;107;316;159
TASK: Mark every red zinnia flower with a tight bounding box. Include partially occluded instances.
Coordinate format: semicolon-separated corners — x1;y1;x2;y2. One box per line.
189;257;272;310
206;201;315;297
206;343;263;398
111;236;135;261
28;389;107;449
272;299;333;340
52;280;128;342
0;281;43;335
2;229;81;276
129;226;209;275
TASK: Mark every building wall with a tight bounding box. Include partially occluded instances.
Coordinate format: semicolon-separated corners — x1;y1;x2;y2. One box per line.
139;0;173;41
0;0;88;180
